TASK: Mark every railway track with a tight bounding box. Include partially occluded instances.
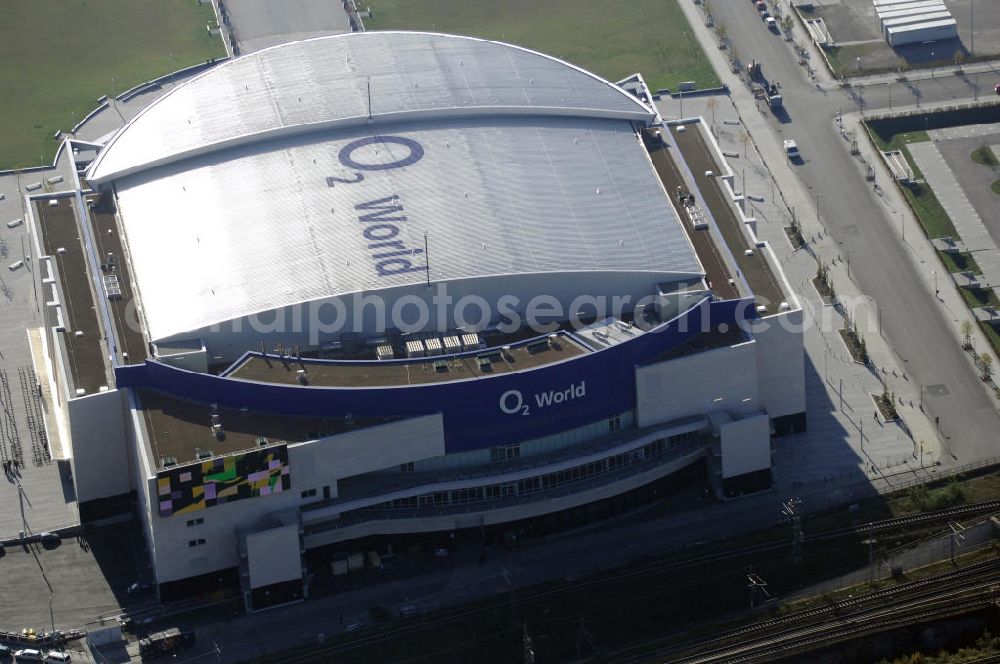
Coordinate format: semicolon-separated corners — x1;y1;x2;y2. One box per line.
805;500;1000;542
608;557;1000;664
685;594;997;664
0;368;23;467
601;499;1000;589
670;576;1000;663
18;366;50;466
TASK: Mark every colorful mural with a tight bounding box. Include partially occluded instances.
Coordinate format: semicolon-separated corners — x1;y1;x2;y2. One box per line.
156;444;291;517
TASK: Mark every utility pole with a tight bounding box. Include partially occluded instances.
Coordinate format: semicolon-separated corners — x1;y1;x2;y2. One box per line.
815;192;822;223
575;618;595;657
16;479;32;537
949;522;966;564
746;570;770;609
782;498;803;563
501;566;516;621
522;623;535;664
862;538;877;586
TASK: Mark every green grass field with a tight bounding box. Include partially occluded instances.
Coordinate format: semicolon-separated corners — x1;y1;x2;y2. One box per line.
364;0;720;94
0;0;224;170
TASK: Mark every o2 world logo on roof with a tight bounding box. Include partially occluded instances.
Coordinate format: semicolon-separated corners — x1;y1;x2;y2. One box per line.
325;135;426;278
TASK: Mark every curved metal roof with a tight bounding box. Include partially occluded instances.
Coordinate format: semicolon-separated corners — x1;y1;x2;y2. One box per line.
88;31;655;183
95;33;702;344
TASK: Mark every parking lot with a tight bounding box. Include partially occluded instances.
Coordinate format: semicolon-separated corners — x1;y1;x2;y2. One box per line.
0;524;145;634
801;0;1000;73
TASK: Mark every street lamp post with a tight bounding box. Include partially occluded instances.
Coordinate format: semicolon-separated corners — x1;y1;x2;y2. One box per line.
898;211;904;241
847;250;852;279
888;82;892;111
815;192;822;223
933;269;938;295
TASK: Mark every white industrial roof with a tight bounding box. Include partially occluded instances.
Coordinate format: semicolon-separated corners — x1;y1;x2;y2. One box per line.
89;32;655;183
99;33;702;343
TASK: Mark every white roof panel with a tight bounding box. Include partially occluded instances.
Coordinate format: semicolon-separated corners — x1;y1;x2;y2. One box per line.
89;32;654;183
116;116;701;342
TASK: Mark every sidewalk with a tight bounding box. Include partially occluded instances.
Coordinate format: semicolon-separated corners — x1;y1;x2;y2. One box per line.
908;138;1000;288
842;99;1000;396
675;0;942;469
660;94;936;484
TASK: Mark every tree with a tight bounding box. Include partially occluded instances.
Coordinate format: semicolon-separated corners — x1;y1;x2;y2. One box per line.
782;15;794;36
960;320;973;350
980;352;993;380
716;22;729;49
706;97;719;134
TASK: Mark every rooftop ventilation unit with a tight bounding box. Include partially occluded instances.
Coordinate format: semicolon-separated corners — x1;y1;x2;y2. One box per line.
462;333;484;350
443;336;462;353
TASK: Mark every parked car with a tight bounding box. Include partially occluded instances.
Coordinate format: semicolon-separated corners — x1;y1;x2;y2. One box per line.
995;82;1000;95
783;139;800;160
127;582;153;595
43;652;71;663
765;16;778;31
0;643;11;659
13;650;43;662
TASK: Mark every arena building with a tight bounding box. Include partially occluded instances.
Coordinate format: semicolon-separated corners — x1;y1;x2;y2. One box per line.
26;32;805;610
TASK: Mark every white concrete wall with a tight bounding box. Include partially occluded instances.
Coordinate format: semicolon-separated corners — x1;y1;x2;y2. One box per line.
246;524;302;588
635;341;759;428
292;414;445;495
751;310;806;419
143;414;443;584
719;413;771;478
129;393;159;579
69;389;132;503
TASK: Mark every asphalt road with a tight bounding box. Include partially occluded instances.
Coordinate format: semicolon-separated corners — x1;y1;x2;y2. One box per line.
714;1;1000;460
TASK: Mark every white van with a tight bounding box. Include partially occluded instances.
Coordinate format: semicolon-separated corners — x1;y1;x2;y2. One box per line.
44;652;72;663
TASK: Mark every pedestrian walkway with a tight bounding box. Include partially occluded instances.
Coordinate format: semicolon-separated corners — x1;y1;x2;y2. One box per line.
934;122;1000;141
662;94;934;487
909;141;1000;296
674;0;943;468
